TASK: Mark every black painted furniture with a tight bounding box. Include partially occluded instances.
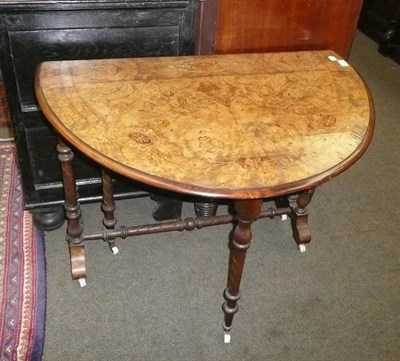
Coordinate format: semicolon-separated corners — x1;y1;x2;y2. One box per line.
0;0;198;229
358;0;400;63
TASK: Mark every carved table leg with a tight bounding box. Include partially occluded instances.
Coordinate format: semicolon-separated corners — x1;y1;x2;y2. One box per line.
101;168;118;254
57;138;86;286
289;188;315;253
194;199;218;217
222;199;262;343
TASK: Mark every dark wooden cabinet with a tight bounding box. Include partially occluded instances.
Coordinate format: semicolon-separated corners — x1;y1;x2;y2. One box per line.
358;0;400;62
0;0;198;228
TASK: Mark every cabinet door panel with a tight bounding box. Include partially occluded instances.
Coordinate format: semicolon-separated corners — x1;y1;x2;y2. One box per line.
9;26;179;109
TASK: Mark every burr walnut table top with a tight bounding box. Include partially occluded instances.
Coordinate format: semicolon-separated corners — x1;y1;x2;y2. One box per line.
35;51;374;199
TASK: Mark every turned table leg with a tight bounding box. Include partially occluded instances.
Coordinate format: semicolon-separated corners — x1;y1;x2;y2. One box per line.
101;168;118;254
289;188;315;252
222;199;262;343
57;138;86;287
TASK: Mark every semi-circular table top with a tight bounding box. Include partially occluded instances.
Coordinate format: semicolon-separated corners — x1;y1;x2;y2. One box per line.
35;51;374;199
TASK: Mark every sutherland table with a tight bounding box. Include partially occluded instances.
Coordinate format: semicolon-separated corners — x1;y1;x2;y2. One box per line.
35;51;374;342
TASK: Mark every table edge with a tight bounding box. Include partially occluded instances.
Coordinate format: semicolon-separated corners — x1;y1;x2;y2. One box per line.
34;56;375;199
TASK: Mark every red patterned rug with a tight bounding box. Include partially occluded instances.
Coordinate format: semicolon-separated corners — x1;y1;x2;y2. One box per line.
0;142;46;360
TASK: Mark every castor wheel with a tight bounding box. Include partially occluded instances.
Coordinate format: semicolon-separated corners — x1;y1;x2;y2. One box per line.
111;246;119;255
78;278;87;287
298;244;307;253
280;214;288;221
224;332;231;344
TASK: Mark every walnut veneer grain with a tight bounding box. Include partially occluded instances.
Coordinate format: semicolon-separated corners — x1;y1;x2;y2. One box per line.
35;51;374;199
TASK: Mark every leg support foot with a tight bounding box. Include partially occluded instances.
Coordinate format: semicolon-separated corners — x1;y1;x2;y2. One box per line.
289;189;315;249
69;244;86;281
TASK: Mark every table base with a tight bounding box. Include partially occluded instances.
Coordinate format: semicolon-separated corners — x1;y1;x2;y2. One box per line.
57;139;315;342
